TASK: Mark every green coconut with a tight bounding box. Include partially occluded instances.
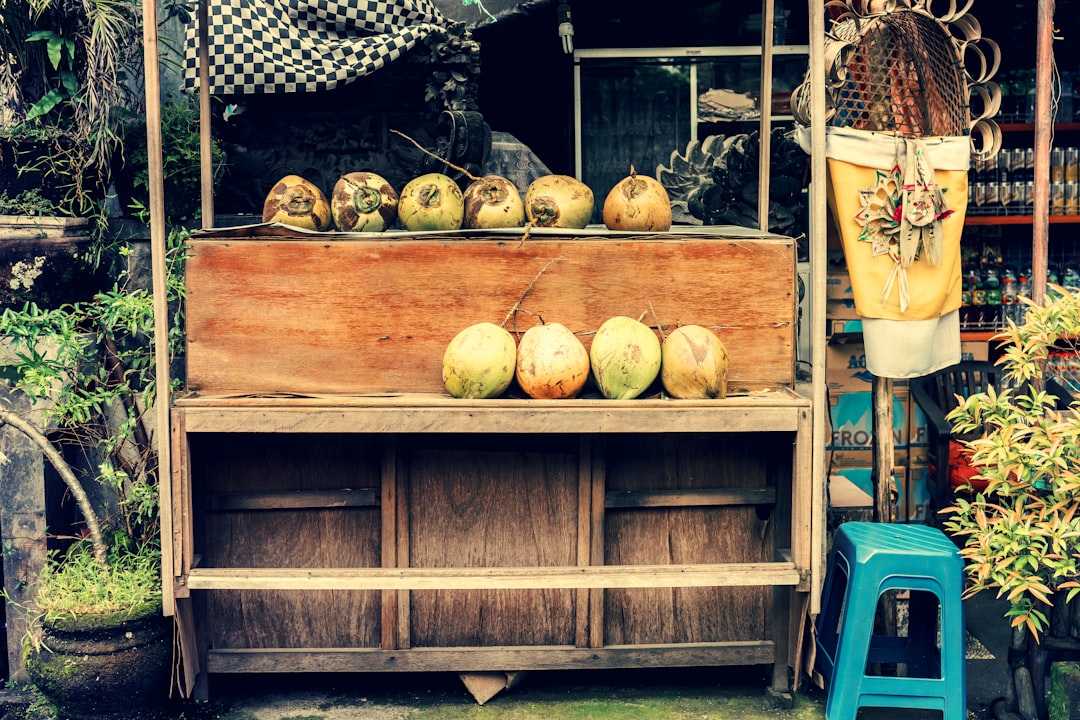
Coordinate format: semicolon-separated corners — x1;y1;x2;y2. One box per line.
589;315;662;400
442;322;517;399
399;172;464;231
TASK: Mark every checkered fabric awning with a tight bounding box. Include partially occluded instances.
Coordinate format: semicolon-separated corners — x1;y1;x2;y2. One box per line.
184;0;449;95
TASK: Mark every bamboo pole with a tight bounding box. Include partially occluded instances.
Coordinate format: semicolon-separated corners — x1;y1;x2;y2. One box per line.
1031;0;1055;305
198;0;214;227
140;0;174;617
808;0;828;616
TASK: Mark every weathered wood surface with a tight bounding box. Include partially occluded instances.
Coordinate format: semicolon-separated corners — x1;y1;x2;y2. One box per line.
198;433;383;649
184;231;796;396
173;392;809;435
205;641;779;674
602;434;776;646
405;436;578;647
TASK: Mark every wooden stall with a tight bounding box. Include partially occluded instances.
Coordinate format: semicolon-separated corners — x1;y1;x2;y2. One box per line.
167;225;819;699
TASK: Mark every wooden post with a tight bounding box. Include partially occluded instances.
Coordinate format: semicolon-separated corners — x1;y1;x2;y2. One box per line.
1031;0;1055;306
141;0;175;619
871;375;895;524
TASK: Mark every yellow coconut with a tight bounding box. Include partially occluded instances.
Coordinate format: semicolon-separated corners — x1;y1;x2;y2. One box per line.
602;165;672;232
589;315;662;400
442;322;517;399
524;175;594;229
463;175;525;229
660;325;729;399
515;323;590;399
262;175;332;231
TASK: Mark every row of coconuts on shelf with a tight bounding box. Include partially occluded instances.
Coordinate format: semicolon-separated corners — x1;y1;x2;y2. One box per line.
262;167;672;234
442;317;730;401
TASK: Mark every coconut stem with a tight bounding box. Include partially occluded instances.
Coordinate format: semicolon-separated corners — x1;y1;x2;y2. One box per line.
390;129;482;183
501;255;565;329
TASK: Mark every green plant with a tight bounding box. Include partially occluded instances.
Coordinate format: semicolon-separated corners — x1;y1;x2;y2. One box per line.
0;0;142;217
117;91;225;223
0;228;188;593
943;285;1080;640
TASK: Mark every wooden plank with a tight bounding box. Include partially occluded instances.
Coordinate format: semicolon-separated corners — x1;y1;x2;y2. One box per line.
205;641;779;674
605;488;776;508
602;434;776;646
393;440;410;650
174;396;808;435
197;434;383;650
405;436;578;647
184;235;796;395
187;562;801;591
208;488;379;510
575;436;592;648
589;437;606;649
380;436;397;651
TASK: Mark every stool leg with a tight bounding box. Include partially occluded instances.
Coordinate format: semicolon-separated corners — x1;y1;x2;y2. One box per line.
942;588;966;720
824;586;874;720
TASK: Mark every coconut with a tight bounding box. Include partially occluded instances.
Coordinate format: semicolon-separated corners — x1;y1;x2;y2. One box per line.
589;315;662;400
398;172;464;231
262;175;332;231
525;175;595;229
463;175;525;229
331;172;398;232
660;325;729;399
442;322;517;399
602;165;672;232
515;323;590;399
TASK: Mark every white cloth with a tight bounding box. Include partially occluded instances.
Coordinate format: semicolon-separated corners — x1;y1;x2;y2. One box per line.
861;310;961;379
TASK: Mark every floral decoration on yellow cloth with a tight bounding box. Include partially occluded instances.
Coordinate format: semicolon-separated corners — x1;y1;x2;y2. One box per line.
851;140;953;313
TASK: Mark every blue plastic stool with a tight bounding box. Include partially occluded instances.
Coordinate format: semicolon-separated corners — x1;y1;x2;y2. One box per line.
815;522;966;720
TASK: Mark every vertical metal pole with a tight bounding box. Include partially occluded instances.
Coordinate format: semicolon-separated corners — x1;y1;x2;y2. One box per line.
758;0;776;231
1032;0;1055;305
141;0;174;616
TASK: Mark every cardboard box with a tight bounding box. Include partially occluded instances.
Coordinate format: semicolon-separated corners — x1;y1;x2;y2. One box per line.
826;340;872;392
826;272;854;300
827;446;909;469
830;466;907;520
899;462;934;524
829;389;910;450
826;318;863;339
960;339;990;363
826;298;860;319
826;340;909;392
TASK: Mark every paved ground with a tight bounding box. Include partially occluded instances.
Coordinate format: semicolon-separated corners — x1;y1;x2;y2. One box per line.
185;590;1016;720
0;589;1015;719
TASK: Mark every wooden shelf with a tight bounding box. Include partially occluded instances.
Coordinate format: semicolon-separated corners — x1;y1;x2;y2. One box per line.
965;215;1080;226
183;561;803;592
999;122;1080;132
174;392;810;435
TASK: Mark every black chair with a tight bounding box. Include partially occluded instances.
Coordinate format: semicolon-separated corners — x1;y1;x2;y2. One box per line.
909;360;1001;520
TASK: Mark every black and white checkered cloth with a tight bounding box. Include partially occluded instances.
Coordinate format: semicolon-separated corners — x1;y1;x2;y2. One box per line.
184;0;449;95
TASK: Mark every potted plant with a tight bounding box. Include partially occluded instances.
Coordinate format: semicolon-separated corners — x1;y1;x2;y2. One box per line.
0;229;187;719
942;285;1080;719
